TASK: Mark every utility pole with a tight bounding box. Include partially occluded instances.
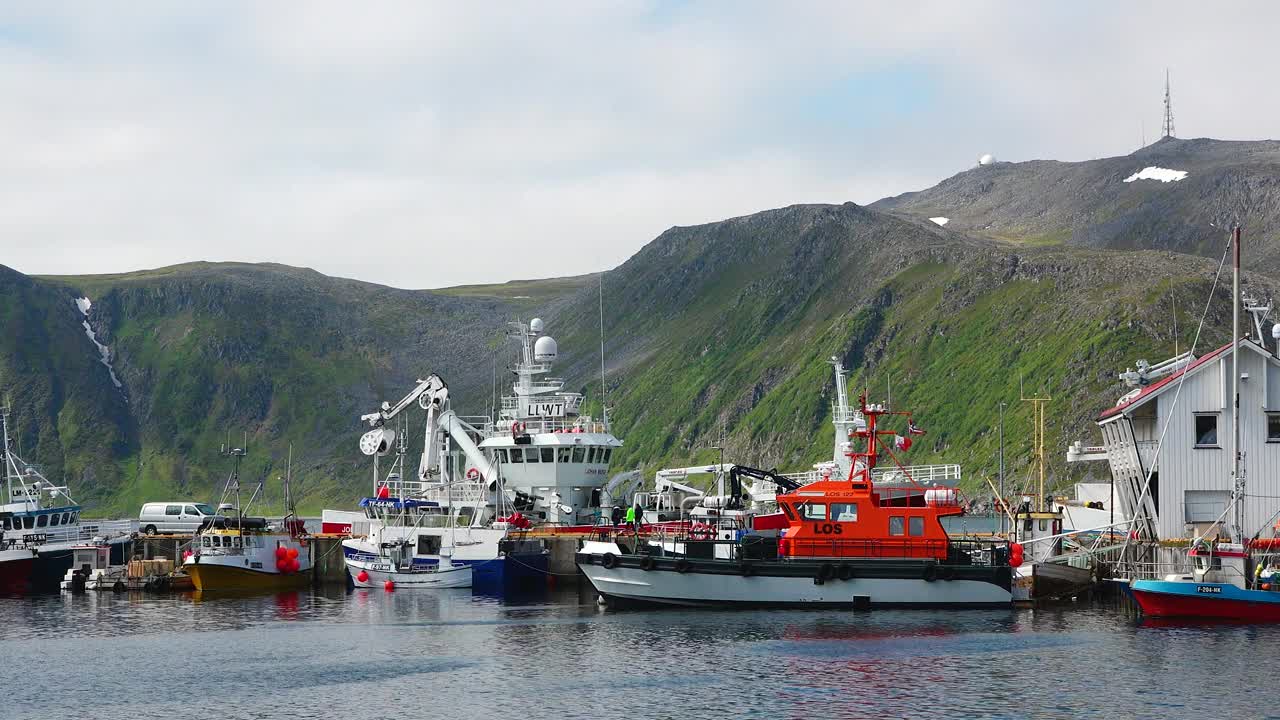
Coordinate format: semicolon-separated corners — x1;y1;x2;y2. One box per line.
998;401;1007;535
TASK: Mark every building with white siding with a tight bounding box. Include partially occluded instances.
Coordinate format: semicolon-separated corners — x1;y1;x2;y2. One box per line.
1068;338;1280;541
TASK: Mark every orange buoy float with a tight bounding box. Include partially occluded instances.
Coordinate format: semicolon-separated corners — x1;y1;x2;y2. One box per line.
384;580;395;592
356;570;370;583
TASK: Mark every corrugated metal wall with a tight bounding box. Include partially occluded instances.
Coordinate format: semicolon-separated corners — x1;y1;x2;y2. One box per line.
1147;345;1280;539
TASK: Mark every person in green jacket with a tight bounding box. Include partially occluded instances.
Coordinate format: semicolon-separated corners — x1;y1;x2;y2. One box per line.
624;505;637;533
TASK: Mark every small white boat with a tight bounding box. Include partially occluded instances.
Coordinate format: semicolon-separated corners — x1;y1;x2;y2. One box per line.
344;538;472;589
60;540;128;592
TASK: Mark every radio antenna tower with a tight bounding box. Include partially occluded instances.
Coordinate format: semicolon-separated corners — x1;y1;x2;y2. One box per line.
1161;69;1175;139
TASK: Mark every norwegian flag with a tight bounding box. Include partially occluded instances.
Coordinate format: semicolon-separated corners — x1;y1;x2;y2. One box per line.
894;435;913;451
908;421;926;436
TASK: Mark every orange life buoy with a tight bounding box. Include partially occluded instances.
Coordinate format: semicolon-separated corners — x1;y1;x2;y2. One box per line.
465;467;481;480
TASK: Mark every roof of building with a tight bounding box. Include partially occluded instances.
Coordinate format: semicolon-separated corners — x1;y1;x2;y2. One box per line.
1098;338;1275;421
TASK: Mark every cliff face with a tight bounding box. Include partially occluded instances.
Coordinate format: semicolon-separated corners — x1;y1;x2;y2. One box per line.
6;139;1280;512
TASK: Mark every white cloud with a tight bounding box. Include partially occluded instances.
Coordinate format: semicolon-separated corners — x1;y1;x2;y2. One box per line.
3;2;1280;287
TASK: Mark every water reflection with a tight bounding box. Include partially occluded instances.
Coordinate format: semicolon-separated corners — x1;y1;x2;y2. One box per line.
3;591;1277;720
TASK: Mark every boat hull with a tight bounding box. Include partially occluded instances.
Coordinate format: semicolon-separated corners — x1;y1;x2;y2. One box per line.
345;558;473;589
578;553;1012;608
185;562;310;592
1131;580;1280;621
0;551;35;594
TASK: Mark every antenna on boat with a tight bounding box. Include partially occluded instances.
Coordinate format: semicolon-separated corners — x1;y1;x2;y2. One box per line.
598;272;609;427
1231;224;1245;541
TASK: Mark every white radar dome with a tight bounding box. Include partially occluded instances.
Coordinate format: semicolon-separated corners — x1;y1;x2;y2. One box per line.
534;335;558;362
530;318;544;333
978;153;995;166
1272;324;1280;341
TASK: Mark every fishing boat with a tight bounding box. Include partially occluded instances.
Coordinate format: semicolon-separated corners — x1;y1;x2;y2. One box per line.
578;390;1014;608
0;404;133;593
183;444;312;592
331;317;622;589
1130;226;1280;620
60;538;130;592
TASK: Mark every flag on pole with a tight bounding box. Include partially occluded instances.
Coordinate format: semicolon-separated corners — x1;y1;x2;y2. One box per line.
908;421;926;436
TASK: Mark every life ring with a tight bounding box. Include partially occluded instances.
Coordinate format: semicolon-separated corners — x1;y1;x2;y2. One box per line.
818;563;835;581
639;556;656;571
675;559;692;574
923;564;938;583
837;564;853;581
601;553;619;569
465;467;481;481
739;561;755;577
511;421;526;435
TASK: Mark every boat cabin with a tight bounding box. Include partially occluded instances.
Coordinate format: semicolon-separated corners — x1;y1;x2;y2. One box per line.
776;397;964;561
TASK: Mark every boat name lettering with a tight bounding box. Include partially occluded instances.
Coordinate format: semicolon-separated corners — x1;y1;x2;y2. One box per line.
812;523;844;535
23;533;46;544
1197;586;1222;594
524;402;566;417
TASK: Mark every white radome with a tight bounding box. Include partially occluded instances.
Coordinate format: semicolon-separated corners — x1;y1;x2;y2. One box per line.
534;335;558;362
978;153;995;166
529;318;545;333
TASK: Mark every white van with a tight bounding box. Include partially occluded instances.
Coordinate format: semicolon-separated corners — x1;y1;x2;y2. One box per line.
138;502;220;535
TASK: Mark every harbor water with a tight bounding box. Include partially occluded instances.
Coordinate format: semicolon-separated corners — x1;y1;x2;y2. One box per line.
6;588;1278;720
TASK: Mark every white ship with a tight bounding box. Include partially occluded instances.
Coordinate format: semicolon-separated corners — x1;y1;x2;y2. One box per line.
331;318;625;589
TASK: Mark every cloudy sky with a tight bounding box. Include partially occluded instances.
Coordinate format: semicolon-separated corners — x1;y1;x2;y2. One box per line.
3;2;1278;289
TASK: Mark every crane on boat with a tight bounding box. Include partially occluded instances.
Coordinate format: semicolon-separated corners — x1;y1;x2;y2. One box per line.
358;374;500;489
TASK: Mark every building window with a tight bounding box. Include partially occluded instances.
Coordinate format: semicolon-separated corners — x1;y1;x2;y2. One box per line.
1194;413;1219;448
908;516;924;536
889;516;905;536
1268;413;1280;442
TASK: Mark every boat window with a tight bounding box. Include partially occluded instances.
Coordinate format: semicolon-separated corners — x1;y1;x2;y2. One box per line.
495;449;508;463
603;448;612;464
417;535;442;555
184;505;198;515
908;516;924;536
541;448;554;463
165;505;181;516
889;516;905;536
1;518;8;530
509;449;523;463
572;447;586;463
525;448;540;463
37;514;48;528
831;503;858;522
802;504;827;521
232;536;242;548
586;447;597;463
71;512;78;524
50;513;60;527
23;516;34;529
62;512;71;525
1038;519;1048;532
557;448;571;463
1268;413;1280;442
1194;413;1219;448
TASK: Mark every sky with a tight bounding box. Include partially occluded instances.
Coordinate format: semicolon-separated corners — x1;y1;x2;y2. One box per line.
3;2;1280;289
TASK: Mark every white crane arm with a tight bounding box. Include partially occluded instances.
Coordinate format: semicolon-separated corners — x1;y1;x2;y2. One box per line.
419;408;501;490
361;375;448;427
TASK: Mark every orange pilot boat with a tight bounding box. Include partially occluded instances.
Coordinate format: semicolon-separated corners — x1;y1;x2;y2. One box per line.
578;390;1014;608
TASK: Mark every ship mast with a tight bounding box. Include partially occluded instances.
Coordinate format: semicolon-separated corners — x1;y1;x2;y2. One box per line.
1232;224;1244;541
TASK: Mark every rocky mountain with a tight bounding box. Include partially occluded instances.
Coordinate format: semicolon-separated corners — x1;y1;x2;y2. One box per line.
5;138;1280;514
873;137;1280;266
